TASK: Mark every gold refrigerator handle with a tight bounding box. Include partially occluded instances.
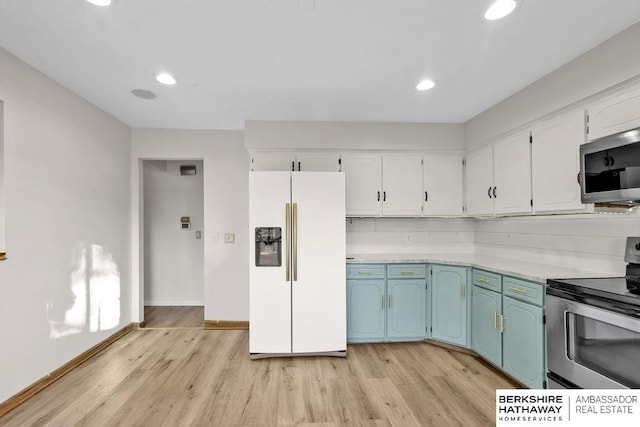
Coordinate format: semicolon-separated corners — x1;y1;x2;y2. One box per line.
293;203;298;281
285;203;291;281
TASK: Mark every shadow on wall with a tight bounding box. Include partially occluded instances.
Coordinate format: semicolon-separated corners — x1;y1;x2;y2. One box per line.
47;243;121;339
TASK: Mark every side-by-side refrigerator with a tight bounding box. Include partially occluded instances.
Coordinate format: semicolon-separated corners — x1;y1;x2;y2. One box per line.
249;171;346;358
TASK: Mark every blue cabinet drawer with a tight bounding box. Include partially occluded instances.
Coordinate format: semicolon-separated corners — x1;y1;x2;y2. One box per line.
386;264;426;279
346;264;386;279
472;269;502;292
503;276;544;306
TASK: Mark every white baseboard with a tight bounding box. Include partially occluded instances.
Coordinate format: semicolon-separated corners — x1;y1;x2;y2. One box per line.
144;300;204;306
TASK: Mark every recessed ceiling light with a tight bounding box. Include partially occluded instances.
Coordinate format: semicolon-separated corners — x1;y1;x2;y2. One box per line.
484;0;518;21
86;0;112;6
156;73;177;85
416;79;437;91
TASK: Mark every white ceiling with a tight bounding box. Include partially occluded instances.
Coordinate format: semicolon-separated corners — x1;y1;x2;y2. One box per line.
1;0;640;130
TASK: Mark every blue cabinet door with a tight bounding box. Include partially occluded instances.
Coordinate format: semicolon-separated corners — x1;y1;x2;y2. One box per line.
502;295;544;389
431;265;468;347
346;279;386;342
471;286;502;366
387;279;426;339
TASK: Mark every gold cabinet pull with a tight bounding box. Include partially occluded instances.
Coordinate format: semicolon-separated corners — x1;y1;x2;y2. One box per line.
493;311;499;329
381;295;385;309
400;270;415;275
460;284;466;299
285;203;290;281
500;315;505;332
358;271;373;275
292;203;298;281
509;287;527;294
477;277;490;283
388;295;392;309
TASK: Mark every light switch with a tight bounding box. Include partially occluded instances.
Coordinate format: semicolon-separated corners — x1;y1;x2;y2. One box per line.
224;233;235;244
195;231;202;239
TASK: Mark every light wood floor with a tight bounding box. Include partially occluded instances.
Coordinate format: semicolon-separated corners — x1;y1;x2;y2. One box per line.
0;330;518;426
143;306;204;328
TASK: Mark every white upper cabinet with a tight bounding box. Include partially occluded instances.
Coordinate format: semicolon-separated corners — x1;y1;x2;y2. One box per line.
342;153;383;216
295;153;341;172
493;131;532;215
531;110;589;213
382;155;423;216
423;154;463;216
465;145;494;216
587;83;640;141
251;152;341;171
251;152;295;171
466;131;532;216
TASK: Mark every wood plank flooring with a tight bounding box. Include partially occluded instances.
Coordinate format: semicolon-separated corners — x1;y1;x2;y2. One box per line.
143;306;204;328
0;330;518;426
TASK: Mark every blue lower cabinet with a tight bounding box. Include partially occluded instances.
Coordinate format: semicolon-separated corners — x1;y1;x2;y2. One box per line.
347;279;386;342
502;296;544;389
346;264;427;342
471;286;502;367
470;268;546;389
387;279;426;339
431;265;469;347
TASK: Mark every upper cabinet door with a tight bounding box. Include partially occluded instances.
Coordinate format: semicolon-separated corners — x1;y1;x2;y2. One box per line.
587;84;640;141
295;153;341;172
251;152;295;171
382;155;423;216
531;110;589;213
342;154;383;216
423;154;463;216
493;131;532;215
465;145;494;216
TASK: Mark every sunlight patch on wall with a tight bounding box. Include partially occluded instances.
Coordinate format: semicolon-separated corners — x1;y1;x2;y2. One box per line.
48;243;121;338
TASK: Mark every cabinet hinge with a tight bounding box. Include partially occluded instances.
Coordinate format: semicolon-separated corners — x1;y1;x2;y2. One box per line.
338;158;342;165
543;315;546;324
421;159;424;165
462;159;466;166
586;125;590;134
530;199;533;207
529;135;533;144
543;380;547;389
586;114;590;123
421;206;424;212
430;326;433;332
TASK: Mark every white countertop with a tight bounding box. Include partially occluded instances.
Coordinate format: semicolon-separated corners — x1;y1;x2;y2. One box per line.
346;253;612;284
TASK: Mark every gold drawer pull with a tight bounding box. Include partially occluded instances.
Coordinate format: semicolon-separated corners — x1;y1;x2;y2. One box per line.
460;284;466;299
358;271;373;275
477;277;490;283
493;311;499;329
400;271;415;275
381;295;384;309
509;287;527;294
388;295;392;309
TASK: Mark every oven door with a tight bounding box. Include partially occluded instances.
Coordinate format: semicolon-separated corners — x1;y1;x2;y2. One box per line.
547;294;640;389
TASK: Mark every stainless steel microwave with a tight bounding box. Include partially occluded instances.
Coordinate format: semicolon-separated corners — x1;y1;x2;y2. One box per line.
580;127;640;204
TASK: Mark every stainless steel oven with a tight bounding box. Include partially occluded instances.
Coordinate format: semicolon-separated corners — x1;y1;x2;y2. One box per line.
546;291;640;389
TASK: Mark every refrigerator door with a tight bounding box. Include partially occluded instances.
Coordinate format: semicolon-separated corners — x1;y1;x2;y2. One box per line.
291;172;346;353
249;172;292;354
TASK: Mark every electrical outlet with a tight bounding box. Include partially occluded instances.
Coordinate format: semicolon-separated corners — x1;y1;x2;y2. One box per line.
224;233;235;244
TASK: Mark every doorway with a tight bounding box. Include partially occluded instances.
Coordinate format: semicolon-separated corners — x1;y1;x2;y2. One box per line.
142;160;204;328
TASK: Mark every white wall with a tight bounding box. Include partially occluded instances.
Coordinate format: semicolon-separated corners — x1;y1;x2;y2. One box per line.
0;100;4;251
347;218;474;256
0;48;131;403
144;160;204;305
246;120;464;151
475;213;640;275
466;22;640;148
131;129;248;323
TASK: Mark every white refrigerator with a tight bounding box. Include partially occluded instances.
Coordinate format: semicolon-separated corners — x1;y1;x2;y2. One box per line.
249;171;346;358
